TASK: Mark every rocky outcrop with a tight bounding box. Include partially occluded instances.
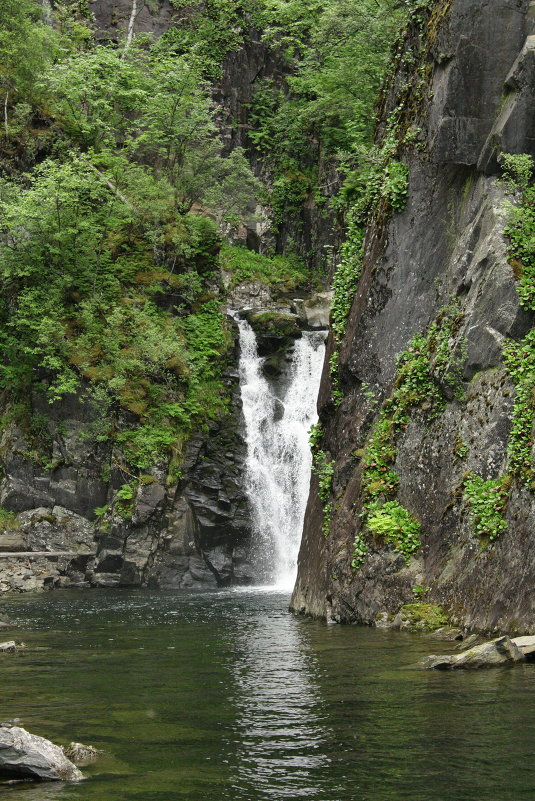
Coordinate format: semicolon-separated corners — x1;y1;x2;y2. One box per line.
291;0;535;633
0;726;83;782
422;635;526;670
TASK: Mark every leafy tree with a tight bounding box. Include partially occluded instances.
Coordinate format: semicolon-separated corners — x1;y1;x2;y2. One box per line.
0;0;58;135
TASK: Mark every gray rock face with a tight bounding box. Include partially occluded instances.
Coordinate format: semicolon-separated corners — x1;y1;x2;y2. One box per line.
291;0;535;632
0;726;83;782
293;292;333;330
422;636;525;670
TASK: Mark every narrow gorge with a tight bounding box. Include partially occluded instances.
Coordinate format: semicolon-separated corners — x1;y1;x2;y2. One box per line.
3;1;535;799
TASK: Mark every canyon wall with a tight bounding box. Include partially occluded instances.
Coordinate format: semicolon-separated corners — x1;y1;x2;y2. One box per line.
292;0;535;634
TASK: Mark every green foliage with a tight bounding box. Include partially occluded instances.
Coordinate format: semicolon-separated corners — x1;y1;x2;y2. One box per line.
331;219;364;342
330;149;408;345
0;0;58;113
453;436;469;460
312;449;334;536
220;244;309;290
115;482;137;519
254;0;404;156
500;152;535;492
398;602;448;630
383;160;409;212
351;530;369;569
504;185;535;311
312;450;334;504
247;0;406;229
329;350;344;407
45;44;259;219
0;3;265;476
366;500;421;564
500;152;534;191
463;473;511;541
503;332;535;486
352;303;463;569
0;507;19;530
165;0;260;79
412;584;430;600
308;422;323;452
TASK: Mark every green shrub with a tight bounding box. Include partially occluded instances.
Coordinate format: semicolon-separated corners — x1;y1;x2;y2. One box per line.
0;508;20;531
220;244;309;290
463;473;511;541
366;500;421;563
500;152;534;191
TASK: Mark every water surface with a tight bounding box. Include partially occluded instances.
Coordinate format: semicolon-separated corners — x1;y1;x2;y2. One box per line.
1;588;534;800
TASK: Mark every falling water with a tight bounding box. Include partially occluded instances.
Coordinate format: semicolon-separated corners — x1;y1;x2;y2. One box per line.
234;315;326;589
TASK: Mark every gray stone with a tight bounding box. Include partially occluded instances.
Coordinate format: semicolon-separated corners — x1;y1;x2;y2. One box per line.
0;642;16;652
0;726;83;782
293;291;333;329
0;535;25;552
426;627;465;641
511;635;535;657
422;636;525;670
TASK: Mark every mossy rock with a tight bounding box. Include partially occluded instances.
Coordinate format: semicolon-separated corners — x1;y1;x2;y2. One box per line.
398;603;449;631
244;310;301;357
245;310;301;339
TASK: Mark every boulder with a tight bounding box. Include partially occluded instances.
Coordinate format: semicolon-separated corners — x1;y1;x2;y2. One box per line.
511;635;535;659
293;291;333;329
0;726;84;782
0;642;16;652
422;635;526;670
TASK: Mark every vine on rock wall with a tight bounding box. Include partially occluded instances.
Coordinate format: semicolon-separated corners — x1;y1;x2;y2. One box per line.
352;302;464;568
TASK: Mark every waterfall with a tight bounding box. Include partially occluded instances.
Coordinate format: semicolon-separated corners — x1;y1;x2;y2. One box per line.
234;315;326;590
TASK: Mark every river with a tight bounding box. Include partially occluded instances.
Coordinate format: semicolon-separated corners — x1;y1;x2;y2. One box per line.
1;588;534;800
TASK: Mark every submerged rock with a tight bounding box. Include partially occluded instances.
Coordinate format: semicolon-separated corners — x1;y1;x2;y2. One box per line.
0;726;84;782
426;627;465;641
63;741;101;764
422;635;525;670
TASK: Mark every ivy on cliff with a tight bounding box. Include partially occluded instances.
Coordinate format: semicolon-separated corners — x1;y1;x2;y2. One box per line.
352;303;464;568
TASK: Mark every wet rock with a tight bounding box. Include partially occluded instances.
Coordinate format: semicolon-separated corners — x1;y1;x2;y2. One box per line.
243;310;301;357
422;635;525;670
0;726;83;782
426;627;465;641
63;742;101;764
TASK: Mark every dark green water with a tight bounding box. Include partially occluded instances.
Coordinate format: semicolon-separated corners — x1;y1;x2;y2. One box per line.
1;588;535;800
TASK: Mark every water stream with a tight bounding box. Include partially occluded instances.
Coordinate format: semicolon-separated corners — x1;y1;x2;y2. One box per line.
234;316;326;589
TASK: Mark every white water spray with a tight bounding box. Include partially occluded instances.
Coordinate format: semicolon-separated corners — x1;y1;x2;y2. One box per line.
234;315;326;590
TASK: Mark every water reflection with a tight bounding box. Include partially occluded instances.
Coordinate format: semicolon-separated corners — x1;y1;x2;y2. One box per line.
226;594;332;799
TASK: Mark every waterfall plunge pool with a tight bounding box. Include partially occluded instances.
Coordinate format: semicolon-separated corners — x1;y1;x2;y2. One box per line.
2;588;535;801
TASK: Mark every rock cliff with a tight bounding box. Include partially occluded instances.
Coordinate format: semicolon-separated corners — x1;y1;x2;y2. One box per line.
291;0;535;634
